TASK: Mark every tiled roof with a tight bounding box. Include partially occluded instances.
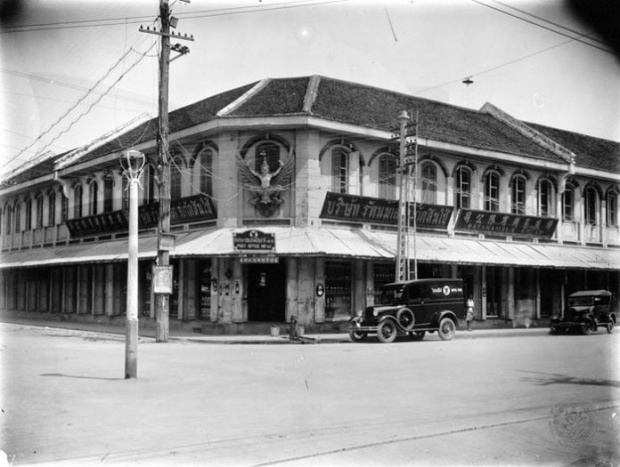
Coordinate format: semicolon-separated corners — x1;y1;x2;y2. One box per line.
529;122;620;174
3;75;619;188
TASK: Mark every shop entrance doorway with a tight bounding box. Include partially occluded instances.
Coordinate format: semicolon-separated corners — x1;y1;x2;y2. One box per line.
247;261;286;322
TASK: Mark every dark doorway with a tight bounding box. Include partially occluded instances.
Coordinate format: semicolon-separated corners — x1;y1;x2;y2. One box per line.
247;261;286;322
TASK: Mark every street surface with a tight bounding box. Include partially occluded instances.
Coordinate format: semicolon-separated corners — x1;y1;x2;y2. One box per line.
1;323;619;466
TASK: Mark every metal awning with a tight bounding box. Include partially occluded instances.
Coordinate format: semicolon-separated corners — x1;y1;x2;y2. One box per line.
1;226;618;270
0;236;158;269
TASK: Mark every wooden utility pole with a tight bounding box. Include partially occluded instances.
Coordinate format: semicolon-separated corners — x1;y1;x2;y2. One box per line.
140;0;193;342
155;0;172;342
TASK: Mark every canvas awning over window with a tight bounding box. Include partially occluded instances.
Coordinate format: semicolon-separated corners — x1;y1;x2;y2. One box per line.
1;226;618;271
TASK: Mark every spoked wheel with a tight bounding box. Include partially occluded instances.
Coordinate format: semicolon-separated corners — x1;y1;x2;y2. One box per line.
438;318;456;341
396;308;415;332
606;322;614;334
349;329;368;343
409;331;426;341
377;320;398;343
581;319;596;335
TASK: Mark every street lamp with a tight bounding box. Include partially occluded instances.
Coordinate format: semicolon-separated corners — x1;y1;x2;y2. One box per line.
120;149;145;379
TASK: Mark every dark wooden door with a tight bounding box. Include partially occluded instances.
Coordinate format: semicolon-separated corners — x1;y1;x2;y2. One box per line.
247;261;286;322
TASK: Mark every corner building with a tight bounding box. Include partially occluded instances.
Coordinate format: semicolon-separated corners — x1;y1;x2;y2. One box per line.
1;76;619;332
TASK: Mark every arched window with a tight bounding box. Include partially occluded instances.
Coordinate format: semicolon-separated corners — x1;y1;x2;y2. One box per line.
25;198;32;230
607;190;618;227
48;191;56;226
171;156;185;201
89;181;98;216
140;164;156;205
378;154;397;200
421;162;437;204
5;205;13;235
511;175;526;215
562;184;575;221
103;179;114;212
15;201;22;232
484;171;500;212
584;186;598;225
35;193;44;228
455;166;471;210
197;147;214;197
538;179;554;217
74;184;83;219
331;147;349;194
61;194;68;223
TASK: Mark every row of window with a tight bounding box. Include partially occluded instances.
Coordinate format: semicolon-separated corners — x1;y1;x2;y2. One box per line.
2;140;619;236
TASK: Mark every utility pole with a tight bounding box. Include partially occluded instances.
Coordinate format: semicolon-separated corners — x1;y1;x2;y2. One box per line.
140;0;193;342
395;110;410;282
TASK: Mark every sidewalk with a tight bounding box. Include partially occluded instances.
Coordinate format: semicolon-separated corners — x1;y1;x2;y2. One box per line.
0;316;551;344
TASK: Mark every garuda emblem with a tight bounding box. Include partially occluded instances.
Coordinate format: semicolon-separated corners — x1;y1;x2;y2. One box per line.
236;148;295;217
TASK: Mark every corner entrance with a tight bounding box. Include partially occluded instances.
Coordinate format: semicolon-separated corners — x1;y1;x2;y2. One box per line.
247;261;286;322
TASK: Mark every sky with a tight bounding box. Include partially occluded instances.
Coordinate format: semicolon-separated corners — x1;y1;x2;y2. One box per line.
1;0;619;179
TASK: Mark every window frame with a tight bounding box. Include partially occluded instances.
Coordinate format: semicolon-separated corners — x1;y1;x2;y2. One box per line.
421;161;438;204
484;171;500;212
511;175;526;215
455;166;471;210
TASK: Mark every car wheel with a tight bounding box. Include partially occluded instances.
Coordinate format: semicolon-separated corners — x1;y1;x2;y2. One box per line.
581;319;596;335
606;322;614;334
409;331;426;341
438;317;456;341
549;327;557;335
349;329;368;343
396;308;415;331
377;320;398;343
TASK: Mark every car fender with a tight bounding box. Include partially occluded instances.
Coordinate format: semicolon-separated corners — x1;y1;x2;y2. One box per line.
377;315;399;327
431;310;459;328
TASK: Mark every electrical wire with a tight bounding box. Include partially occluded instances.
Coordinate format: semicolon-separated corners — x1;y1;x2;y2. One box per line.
0;0;348;34
470;0;613;54
4;41;158;178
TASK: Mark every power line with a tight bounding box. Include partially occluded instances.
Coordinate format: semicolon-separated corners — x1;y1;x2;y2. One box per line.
0;0;348;34
5;41;158;174
488;0;606;45
470;0;614;55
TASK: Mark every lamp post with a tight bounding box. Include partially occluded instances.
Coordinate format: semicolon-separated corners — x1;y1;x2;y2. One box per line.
120;149;145;379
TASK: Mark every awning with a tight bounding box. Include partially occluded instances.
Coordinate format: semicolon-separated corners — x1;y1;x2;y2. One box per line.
1;226;618;271
0;236;158;269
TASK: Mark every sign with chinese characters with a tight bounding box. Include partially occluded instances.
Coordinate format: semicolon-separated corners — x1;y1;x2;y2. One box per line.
454;209;558;238
320;192;453;230
234;230;276;251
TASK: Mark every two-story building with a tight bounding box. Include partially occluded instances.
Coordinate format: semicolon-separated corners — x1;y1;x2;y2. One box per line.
1;76;619;332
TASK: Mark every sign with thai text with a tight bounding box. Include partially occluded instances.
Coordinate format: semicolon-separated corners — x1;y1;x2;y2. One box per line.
320;192;453;230
454;209;558;238
234;230;276;251
239;255;279;263
152;265;173;294
139;194;217;228
66;210;128;237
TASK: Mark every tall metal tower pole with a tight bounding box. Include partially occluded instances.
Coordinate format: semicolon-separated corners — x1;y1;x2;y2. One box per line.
395;110;410;282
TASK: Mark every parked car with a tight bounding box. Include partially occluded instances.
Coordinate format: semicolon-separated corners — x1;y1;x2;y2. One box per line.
550;290;616;335
349;278;465;343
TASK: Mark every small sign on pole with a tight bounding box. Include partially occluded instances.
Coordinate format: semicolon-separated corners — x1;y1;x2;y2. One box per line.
153;265;174;294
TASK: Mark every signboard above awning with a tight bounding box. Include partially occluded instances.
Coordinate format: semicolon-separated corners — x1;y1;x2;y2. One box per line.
320;192;453;230
454;209;558;238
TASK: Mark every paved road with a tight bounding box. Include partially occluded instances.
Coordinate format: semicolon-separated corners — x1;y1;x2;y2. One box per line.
1;323;619;466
